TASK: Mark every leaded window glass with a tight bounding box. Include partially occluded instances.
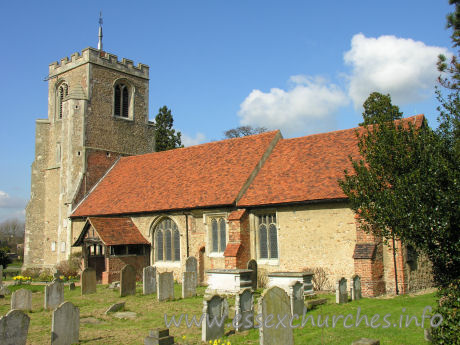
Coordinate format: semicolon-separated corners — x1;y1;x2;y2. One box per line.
154;218;180;262
219;218;226;252
114;83;129;118
210;216;227;253
258;214;278;259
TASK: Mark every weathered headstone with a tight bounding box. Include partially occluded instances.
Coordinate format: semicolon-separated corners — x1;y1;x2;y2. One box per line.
51;301;79;345
289;281;305;317
11;289;32;311
144;328;175;345
185;256;197;273
157;272;174;301
45;280;64;310
235;288;254;332
182;271;197;298
351;338;380;345
202;295;227;341
258;286;294;345
81;267;97;295
336;277;348;304
351;275;362;301
69;282;76;291
105;302;125;315
0;285;10;297
143;266;156;295
247;259;258;290
120;264;136;297
0;309;30;345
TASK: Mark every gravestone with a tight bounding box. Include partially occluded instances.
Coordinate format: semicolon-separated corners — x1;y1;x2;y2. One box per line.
157;272;174;301
51;301;79;345
247;259;258;290
351;275;362;301
11;288;32;311
69;282;76;291
235;288;254;332
120;264;136;297
81;267;96;295
0;309;30;345
144;328;175;345
45;280;64;310
143;266;156;295
185;256;197;273
202;295;227;342
105;302;125;315
336;277;348;304
182;271;197;298
258;286;294;345
289;281;305;317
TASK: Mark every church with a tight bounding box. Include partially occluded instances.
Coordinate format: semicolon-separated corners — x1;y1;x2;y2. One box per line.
24;45;431;297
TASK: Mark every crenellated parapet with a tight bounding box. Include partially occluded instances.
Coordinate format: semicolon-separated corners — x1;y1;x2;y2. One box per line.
48;47;149;79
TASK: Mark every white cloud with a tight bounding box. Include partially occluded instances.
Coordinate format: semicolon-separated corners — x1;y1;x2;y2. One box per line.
0;190;27;222
344;33;451;108
238;75;349;136
181;132;206;147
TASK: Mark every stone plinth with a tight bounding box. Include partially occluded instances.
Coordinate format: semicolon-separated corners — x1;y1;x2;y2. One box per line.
205;269;252;294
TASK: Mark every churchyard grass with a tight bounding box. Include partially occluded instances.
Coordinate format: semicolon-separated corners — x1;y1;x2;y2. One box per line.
0;284;436;344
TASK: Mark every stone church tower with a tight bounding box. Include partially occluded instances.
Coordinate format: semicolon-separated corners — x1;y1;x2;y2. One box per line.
24;48;155;269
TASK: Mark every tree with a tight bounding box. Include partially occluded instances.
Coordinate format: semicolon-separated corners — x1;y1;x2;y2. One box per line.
223;125;268;139
359;92;403;126
0;247;12;269
153;106;183;152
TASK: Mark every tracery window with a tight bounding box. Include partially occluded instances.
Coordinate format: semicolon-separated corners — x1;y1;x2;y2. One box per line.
258;214;278;259
154;218;180;262
211;217;226;253
114;82;130;118
57;82;68;119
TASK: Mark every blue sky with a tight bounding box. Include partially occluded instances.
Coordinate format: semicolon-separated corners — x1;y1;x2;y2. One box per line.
0;0;454;222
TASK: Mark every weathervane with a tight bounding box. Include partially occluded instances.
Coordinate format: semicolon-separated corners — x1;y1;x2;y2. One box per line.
98;11;103;51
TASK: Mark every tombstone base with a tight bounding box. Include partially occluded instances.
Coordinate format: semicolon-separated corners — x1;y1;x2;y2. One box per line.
144;328;175;345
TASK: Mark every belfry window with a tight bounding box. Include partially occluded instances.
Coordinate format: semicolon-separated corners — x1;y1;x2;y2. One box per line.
258;214;278;259
114;83;130;118
154;218;180;262
57;83;68;119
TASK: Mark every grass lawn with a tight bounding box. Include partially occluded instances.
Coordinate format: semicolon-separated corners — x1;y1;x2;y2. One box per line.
0;284;437;344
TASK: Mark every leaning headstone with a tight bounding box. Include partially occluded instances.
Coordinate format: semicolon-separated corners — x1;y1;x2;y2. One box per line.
157;272;174;301
235;288;254;332
81;267;97;295
289;281;305;316
247;259;258;290
258;286;294;345
69;282;76;291
105;302;125;315
120;264;136;297
202;295;227;342
182;271;197;298
351;275;362;301
51;301;79;345
144;328;175;345
45;280;64;310
336;277;348;304
143;266;156;295
11;289;32;311
351;338;380;345
0;309;30;345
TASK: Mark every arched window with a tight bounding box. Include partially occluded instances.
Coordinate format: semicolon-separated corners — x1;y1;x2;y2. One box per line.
57;82;68;119
209;216;227;254
114;82;130;118
154;218;180;262
258;214;278;259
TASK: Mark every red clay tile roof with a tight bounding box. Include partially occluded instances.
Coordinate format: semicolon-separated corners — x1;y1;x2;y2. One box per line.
72;131;280;217
88;217;149;245
238;115;425;207
228;209;247;221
